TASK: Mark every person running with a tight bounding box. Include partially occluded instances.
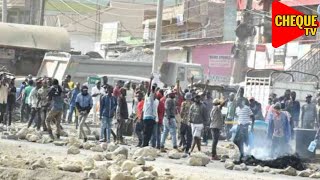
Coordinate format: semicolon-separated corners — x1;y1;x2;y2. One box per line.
116;87;129;144
76;85;93;142
180;92;193;154
234;99;255;161
46;79;64;141
189;91;208;154
99;86;117;142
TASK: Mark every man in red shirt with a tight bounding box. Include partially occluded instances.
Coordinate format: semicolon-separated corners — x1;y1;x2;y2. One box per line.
135;91;144;147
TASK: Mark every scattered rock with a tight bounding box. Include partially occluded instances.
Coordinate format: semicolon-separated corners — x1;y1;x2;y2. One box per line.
67;137;82;148
112;146;129;159
269;170;278;175
31;159;46;170
263;166;271;172
151;170;158;177
111;172;135;180
240;163;248;171
280;166;297;176
108;164;121;173
105;152;114;160
54;141;66;146
16;155;22;159
253;165;264;173
168;150;182;159
233;166;242;171
187;153;210;166
298;169;312;177
2;134;18;140
135;171;148;179
83;158;95;171
26;134;41;142
121;160;138;172
100;143;108;151
58;162;82;172
144;156;156;161
91;145;104;152
39;136;52;144
17;127;29;139
96;166;111;180
133;147;158;159
224;161;235;170
60;130;68;137
67;146;80;155
107;143;119;152
92;154;105;161
87;135;97;141
83;142;95;150
115;154;127;166
135;156;146;165
131;166;144;175
165;168;170;172
87;170;98;179
310;172;320;178
141;165;154;172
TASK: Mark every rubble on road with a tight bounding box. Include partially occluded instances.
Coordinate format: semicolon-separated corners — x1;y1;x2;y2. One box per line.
279;166;297;176
67;146;80;155
57;162;83;172
224;161;235;170
298;169;313;177
187;152;210;166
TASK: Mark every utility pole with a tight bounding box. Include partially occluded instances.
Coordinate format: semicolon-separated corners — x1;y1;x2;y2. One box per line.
2;0;7;22
230;0;254;84
39;0;45;25
152;0;164;74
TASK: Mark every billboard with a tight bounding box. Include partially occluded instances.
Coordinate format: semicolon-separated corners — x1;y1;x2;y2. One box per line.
192;43;234;84
100;22;119;44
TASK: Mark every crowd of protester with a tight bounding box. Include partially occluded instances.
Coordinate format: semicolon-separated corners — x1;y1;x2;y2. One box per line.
1;73;320;162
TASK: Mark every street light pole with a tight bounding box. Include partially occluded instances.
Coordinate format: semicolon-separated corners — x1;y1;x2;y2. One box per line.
2;0;7;22
152;0;164;74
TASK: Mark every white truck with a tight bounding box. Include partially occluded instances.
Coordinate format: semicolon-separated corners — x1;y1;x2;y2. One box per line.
37;52;204;89
244;69;319;116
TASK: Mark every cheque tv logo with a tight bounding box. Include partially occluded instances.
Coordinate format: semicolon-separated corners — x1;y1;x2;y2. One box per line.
272;1;320;48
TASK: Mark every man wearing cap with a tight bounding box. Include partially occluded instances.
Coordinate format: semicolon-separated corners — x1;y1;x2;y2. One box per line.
301;94;318;129
179;92;193;154
267;102;291;158
116;87;129;144
76;85;93;142
27;80;43;130
210;98;226;160
189;91;208;153
234;98;254;160
46;79;64;141
91;80;103;124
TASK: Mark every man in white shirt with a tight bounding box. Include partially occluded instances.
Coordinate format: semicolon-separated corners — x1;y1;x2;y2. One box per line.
91;81;103;124
234;100;254;161
27;81;42;130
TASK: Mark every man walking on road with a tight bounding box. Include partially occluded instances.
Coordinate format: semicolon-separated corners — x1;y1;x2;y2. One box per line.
160;90;178;152
91;81;103;124
68;82;81;128
46;79;64;141
180;92;193;154
100;86;117;142
76;85;93;142
27;80;42;130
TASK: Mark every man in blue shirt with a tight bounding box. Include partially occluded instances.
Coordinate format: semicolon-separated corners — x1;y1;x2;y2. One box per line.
99;86;117;142
76;85;93;142
46;79;64;141
67;82;80;128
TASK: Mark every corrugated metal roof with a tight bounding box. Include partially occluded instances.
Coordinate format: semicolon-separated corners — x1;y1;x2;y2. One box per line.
0;23;70;51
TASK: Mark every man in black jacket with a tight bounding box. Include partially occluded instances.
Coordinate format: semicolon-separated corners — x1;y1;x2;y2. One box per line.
116;87;128;144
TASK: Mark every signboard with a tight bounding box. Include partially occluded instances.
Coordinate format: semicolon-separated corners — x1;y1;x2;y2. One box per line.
87;76;101;93
100;22;119;44
192;43;234;84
